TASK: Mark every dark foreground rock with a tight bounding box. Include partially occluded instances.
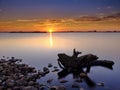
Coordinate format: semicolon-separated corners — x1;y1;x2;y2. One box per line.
0;57;65;90
0;57;42;90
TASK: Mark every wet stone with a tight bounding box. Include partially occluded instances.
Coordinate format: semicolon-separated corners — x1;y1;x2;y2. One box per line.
80;73;87;78
80;87;84;90
59;79;68;83
24;86;37;90
97;82;104;86
43;67;50;74
75;79;82;83
52;69;59;72
28;81;34;85
53;66;58;69
47;79;53;83
72;83;80;88
13;86;21;90
50;85;66;90
48;63;53;67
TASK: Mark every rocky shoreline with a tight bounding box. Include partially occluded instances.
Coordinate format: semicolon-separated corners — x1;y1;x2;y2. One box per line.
0;57;65;90
0;52;114;90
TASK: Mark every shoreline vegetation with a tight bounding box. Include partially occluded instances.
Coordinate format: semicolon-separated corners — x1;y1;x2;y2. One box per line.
0;30;120;33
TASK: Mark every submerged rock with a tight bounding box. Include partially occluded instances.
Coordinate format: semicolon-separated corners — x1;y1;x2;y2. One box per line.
43;67;50;74
80;73;87;78
52;68;59;72
80;87;84;90
72;83;80;88
47;79;53;83
97;82;104;86
53;66;58;69
24;86;37;90
59;80;68;83
75;79;82;83
48;63;53;67
50;85;66;90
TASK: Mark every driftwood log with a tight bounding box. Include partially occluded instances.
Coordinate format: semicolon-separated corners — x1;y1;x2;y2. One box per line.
58;49;114;72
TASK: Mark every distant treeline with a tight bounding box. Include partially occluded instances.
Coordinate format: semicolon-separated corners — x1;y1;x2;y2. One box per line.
0;30;120;33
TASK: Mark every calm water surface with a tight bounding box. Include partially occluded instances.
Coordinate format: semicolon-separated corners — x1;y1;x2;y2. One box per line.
0;33;120;90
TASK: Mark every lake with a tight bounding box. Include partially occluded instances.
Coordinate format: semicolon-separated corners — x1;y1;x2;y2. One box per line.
0;33;120;90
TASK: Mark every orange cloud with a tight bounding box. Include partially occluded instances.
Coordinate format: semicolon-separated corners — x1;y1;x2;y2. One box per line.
0;13;120;32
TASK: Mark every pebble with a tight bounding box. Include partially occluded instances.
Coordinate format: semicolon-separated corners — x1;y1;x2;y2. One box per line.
13;86;21;90
75;79;82;83
72;83;80;88
53;66;58;69
43;67;50;74
50;85;66;90
52;69;59;72
59;80;68;83
97;82;104;86
80;87;84;90
48;63;53;67
24;86;37;90
80;73;87;77
47;79;53;83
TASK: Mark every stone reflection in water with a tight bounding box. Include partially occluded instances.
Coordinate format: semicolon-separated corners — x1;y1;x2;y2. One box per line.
57;49;114;88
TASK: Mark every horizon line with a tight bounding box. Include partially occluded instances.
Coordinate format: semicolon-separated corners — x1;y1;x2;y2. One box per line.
0;30;120;33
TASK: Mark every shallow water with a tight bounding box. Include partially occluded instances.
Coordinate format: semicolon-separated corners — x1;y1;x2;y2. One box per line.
0;33;120;90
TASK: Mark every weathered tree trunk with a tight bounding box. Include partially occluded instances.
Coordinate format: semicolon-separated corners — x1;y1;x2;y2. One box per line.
57;49;114;72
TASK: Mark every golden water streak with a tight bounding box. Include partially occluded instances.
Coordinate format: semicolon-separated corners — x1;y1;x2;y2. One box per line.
49;32;53;47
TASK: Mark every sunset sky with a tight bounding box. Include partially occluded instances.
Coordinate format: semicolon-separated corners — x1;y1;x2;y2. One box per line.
0;0;120;32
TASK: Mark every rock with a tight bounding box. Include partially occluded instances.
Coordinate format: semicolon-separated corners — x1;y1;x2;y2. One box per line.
50;86;58;90
80;73;87;78
72;83;80;88
59;79;68;83
48;63;52;67
39;86;45;90
13;86;21;90
6;79;15;87
0;66;3;71
32;69;37;73
7;88;12;90
38;71;46;77
52;69;59;72
28;81;34;85
19;74;24;78
80;87;84;90
53;66;58;69
0;57;44;89
57;85;66;90
47;79;53;83
50;85;66;90
75;79;82;83
43;67;49;74
0;79;2;84
39;83;45;87
0;86;4;90
97;82;104;86
24;86;37;90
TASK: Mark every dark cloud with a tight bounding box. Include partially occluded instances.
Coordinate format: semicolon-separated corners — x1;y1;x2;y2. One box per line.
103;13;120;19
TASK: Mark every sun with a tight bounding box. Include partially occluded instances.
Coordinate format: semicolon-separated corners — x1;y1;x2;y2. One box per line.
48;29;53;33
